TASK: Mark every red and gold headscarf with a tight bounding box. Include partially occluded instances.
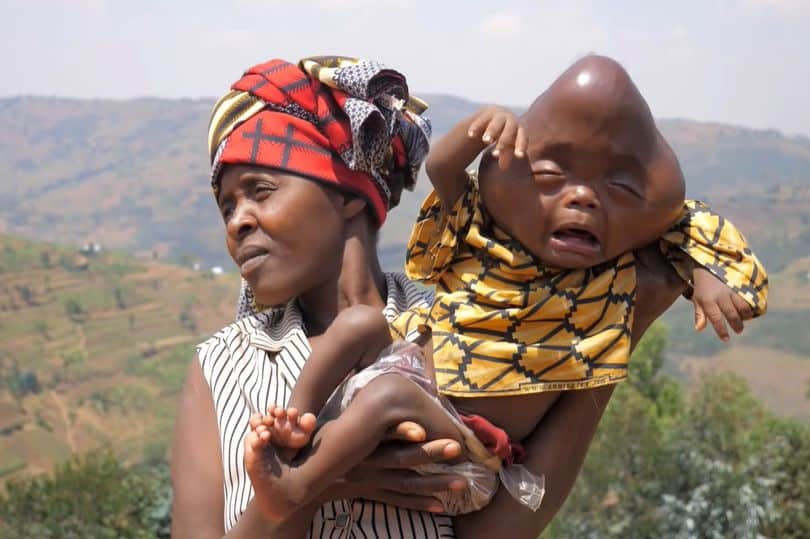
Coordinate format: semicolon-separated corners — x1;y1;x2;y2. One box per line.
207;56;431;225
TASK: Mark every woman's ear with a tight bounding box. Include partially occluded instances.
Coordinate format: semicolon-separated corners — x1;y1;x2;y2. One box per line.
341;197;367;220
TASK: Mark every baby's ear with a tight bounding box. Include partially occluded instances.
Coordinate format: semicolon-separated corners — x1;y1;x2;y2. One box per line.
341;197;367;220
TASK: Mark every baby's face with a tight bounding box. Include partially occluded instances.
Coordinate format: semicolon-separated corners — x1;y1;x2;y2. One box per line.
480;56;685;269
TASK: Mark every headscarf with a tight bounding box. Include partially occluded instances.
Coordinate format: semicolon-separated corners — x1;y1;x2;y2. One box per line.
207;55;431;225
208;56;431;319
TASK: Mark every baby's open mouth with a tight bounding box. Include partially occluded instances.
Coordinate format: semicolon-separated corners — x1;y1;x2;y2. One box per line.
550;227;601;256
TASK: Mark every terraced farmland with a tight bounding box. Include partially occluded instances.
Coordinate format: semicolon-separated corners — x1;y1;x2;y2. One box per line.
0;234;239;480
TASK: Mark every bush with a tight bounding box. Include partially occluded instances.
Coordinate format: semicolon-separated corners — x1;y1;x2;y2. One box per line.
63;298;86;323
0;451;170;538
547;324;810;538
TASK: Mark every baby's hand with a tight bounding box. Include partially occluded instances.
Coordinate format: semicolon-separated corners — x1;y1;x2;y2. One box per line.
692;267;754;341
467;106;528;170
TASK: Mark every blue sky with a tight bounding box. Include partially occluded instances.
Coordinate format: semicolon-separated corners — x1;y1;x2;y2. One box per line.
3;0;809;136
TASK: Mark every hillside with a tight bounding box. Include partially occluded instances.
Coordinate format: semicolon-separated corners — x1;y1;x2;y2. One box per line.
1;96;808;270
0;96;808;478
0;233;804;485
0;234;239;480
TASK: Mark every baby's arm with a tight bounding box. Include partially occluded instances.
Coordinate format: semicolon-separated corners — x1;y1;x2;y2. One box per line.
426;106;527;209
659;201;768;341
691;267;755;341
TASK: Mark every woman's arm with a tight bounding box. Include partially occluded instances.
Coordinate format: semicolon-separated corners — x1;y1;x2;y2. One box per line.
171;358;226;539
171;358;311;539
171;357;466;538
454;243;687;538
454;384;615;537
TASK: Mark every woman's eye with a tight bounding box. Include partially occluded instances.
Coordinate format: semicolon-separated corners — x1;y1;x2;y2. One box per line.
220;205;234;221
255;184;276;199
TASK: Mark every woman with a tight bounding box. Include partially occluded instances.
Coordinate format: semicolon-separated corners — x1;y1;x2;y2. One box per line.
171;56;687;538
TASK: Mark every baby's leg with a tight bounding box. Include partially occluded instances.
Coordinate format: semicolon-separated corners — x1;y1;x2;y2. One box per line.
291;304;393;419
260;304;394;450
245;372;462;522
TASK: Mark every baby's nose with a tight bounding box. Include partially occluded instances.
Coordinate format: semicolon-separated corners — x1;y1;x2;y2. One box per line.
566;185;598;209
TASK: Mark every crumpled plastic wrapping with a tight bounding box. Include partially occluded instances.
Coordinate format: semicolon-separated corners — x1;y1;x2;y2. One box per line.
329;340;545;515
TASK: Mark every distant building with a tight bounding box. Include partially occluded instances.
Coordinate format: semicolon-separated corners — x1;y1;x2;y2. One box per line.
79;242;103;255
210;266;224;276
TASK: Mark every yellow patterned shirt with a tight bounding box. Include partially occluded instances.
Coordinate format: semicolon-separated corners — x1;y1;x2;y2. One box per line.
391;174;768;397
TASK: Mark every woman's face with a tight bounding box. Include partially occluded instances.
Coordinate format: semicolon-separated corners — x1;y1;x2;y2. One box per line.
216;164;353;307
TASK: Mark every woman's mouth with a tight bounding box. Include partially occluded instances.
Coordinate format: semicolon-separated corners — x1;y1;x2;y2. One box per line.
549;228;601;257
240;252;269;277
236;246;270;278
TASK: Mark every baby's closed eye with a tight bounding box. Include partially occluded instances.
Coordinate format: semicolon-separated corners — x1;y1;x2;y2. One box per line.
606;171;644;199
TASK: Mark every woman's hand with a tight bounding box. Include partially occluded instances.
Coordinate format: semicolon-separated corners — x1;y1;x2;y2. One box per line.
329;421;467;513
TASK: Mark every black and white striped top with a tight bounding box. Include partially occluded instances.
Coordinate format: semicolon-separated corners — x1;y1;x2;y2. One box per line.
197;273;455;538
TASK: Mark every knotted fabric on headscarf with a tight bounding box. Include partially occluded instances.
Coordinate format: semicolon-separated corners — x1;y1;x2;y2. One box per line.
208;56;431;225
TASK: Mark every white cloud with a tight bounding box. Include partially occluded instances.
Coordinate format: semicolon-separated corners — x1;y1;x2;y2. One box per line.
480;13;521;37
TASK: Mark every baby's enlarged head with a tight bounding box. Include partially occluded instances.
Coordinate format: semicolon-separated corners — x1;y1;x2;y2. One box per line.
480;55;685;269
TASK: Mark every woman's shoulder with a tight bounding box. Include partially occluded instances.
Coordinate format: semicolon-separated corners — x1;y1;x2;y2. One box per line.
197;276;428;359
195;319;250;367
197;320;240;349
196;310;281;362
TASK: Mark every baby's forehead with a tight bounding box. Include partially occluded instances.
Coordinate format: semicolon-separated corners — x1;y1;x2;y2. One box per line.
524;56;658;158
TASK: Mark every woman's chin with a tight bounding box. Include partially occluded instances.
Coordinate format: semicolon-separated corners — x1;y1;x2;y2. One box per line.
249;289;284;310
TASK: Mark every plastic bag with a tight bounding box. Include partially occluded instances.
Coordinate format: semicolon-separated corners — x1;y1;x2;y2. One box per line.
499;462;545;512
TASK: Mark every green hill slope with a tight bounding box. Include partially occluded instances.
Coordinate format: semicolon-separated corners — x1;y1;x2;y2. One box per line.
0;234;239;480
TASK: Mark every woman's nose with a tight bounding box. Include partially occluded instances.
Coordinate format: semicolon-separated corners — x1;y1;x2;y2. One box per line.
227;202;258;240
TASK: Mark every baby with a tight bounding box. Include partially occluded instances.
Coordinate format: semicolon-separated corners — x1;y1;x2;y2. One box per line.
244;55;768;521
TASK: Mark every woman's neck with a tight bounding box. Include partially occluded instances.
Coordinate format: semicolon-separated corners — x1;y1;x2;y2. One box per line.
297;216;386;336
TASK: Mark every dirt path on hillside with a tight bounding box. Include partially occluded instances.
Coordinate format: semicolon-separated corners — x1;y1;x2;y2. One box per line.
76;323;86;352
50;391;76;453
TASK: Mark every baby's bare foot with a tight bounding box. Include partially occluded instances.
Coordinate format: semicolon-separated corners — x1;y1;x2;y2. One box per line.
267;406;317;450
243;411;304;522
244;413;273;484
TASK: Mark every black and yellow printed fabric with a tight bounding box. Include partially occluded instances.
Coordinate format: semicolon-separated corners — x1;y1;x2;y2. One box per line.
391;173;768;397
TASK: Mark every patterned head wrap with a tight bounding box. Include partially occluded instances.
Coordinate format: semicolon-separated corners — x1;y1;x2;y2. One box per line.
211;56;431;319
207;56;431;225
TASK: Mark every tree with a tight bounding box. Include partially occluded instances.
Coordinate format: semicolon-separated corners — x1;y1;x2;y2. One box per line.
546;323;810;538
0;451;170;538
64;298;86;323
